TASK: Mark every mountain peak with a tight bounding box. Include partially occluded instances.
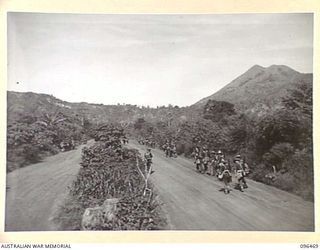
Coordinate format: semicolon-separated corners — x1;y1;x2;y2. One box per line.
244;64;300;79
249;64;265;71
193;64;311;109
266;64;299;74
243;64;266;77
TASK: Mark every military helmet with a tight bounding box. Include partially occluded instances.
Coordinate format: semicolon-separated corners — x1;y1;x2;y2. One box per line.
234;154;241;160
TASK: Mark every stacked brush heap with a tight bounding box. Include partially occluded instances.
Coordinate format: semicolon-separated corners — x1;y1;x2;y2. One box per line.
63;124;166;230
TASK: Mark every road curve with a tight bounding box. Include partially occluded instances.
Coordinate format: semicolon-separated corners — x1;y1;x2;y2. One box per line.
129;141;314;231
5;140;314;231
5;143;91;231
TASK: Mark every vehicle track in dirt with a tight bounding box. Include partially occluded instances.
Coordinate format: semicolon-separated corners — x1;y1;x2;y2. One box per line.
129;141;314;231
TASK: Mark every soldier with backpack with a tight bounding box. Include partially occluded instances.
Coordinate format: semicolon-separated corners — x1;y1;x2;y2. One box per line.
234;155;248;192
202;149;210;174
209;150;218;176
144;148;153;173
213;150;224;177
217;150;224;163
194;150;203;172
163;142;170;157
218;159;232;194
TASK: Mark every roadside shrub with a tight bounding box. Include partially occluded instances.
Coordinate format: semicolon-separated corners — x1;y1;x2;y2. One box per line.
254;109;304;157
175;142;185;155
250;163;269;183
22;145;42;164
7;112;89;172
282;149;313;201
273;173;295;192
262;143;295;169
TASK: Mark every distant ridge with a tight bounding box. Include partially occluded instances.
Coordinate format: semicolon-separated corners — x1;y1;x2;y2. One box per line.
193;64;312;114
7;91;189;125
7;64;313;125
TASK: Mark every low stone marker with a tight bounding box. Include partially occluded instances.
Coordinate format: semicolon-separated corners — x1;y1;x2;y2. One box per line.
81;198;119;230
81;207;104;230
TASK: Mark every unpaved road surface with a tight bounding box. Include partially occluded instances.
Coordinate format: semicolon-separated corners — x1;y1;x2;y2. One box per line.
130;141;314;231
5;142;92;231
5;140;314;231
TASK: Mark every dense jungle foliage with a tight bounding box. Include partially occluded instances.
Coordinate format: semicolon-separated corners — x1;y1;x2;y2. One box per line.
6;66;313;200
7;111;90;172
131;81;313;200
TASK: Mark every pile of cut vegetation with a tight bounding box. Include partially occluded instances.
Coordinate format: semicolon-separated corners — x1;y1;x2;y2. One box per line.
54;124;167;230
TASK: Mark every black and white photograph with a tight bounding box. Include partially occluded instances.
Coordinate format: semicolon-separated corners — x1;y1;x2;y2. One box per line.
5;12;314;232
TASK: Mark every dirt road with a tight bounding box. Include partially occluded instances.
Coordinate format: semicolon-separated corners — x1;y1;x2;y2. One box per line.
5;140;314;231
130;141;314;231
5;143;91;231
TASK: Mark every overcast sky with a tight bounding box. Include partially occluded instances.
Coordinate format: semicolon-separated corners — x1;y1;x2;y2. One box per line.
8;13;313;107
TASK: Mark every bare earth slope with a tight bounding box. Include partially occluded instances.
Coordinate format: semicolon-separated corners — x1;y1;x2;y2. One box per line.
129;141;314;231
5;143;91;231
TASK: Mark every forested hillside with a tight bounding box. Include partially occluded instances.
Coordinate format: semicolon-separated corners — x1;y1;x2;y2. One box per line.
6;91;188;172
7;65;313;200
131;65;313;200
195;65;312;116
8;91;190;125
